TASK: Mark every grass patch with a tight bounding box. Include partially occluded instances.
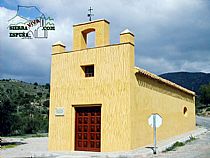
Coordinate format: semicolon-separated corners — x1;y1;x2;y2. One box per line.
185;135;196;143
31;133;48;138
164;141;184;152
163;135;196;152
1;144;17;149
4;133;48;139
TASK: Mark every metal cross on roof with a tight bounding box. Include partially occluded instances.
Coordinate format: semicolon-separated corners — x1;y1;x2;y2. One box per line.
87;6;94;21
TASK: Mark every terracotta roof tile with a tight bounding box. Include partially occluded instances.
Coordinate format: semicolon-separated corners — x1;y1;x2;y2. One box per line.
134;66;195;96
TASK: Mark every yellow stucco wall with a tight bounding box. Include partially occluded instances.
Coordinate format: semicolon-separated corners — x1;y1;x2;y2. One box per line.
130;74;195;149
49;43;134;152
73;19;110;51
48;19;195;152
120;32;134;45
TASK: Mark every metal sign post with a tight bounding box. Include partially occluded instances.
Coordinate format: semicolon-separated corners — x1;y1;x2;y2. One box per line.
148;113;162;154
153;114;157;154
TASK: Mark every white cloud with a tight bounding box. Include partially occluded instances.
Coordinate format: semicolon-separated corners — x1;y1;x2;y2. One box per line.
0;0;210;83
137;56;177;74
181;61;210;73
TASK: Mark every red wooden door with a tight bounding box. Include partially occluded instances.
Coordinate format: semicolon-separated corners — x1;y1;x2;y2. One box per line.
75;106;101;152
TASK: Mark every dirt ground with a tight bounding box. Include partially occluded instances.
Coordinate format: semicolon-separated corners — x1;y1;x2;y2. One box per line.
148;116;210;158
0;116;210;158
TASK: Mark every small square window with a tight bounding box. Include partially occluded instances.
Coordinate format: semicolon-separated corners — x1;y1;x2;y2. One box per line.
81;65;94;77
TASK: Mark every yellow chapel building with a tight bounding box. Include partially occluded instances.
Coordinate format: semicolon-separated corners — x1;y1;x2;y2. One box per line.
48;19;195;152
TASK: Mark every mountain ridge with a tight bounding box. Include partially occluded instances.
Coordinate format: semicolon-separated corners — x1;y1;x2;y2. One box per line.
159;72;210;94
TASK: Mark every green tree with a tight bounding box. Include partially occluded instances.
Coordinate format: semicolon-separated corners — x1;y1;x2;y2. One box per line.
37;92;42;97
0;99;16;136
0;80;49;136
43;100;49;107
44;83;50;90
34;82;38;86
199;83;210;105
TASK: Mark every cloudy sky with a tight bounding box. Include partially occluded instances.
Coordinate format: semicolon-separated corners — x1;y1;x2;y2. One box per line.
0;0;210;83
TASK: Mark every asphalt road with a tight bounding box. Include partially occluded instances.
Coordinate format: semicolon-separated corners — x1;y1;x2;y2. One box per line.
196;116;210;129
149;116;210;158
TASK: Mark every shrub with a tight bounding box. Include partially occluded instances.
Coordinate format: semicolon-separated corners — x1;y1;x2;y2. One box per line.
33;82;38;86
164;141;184;152
206;107;210;111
